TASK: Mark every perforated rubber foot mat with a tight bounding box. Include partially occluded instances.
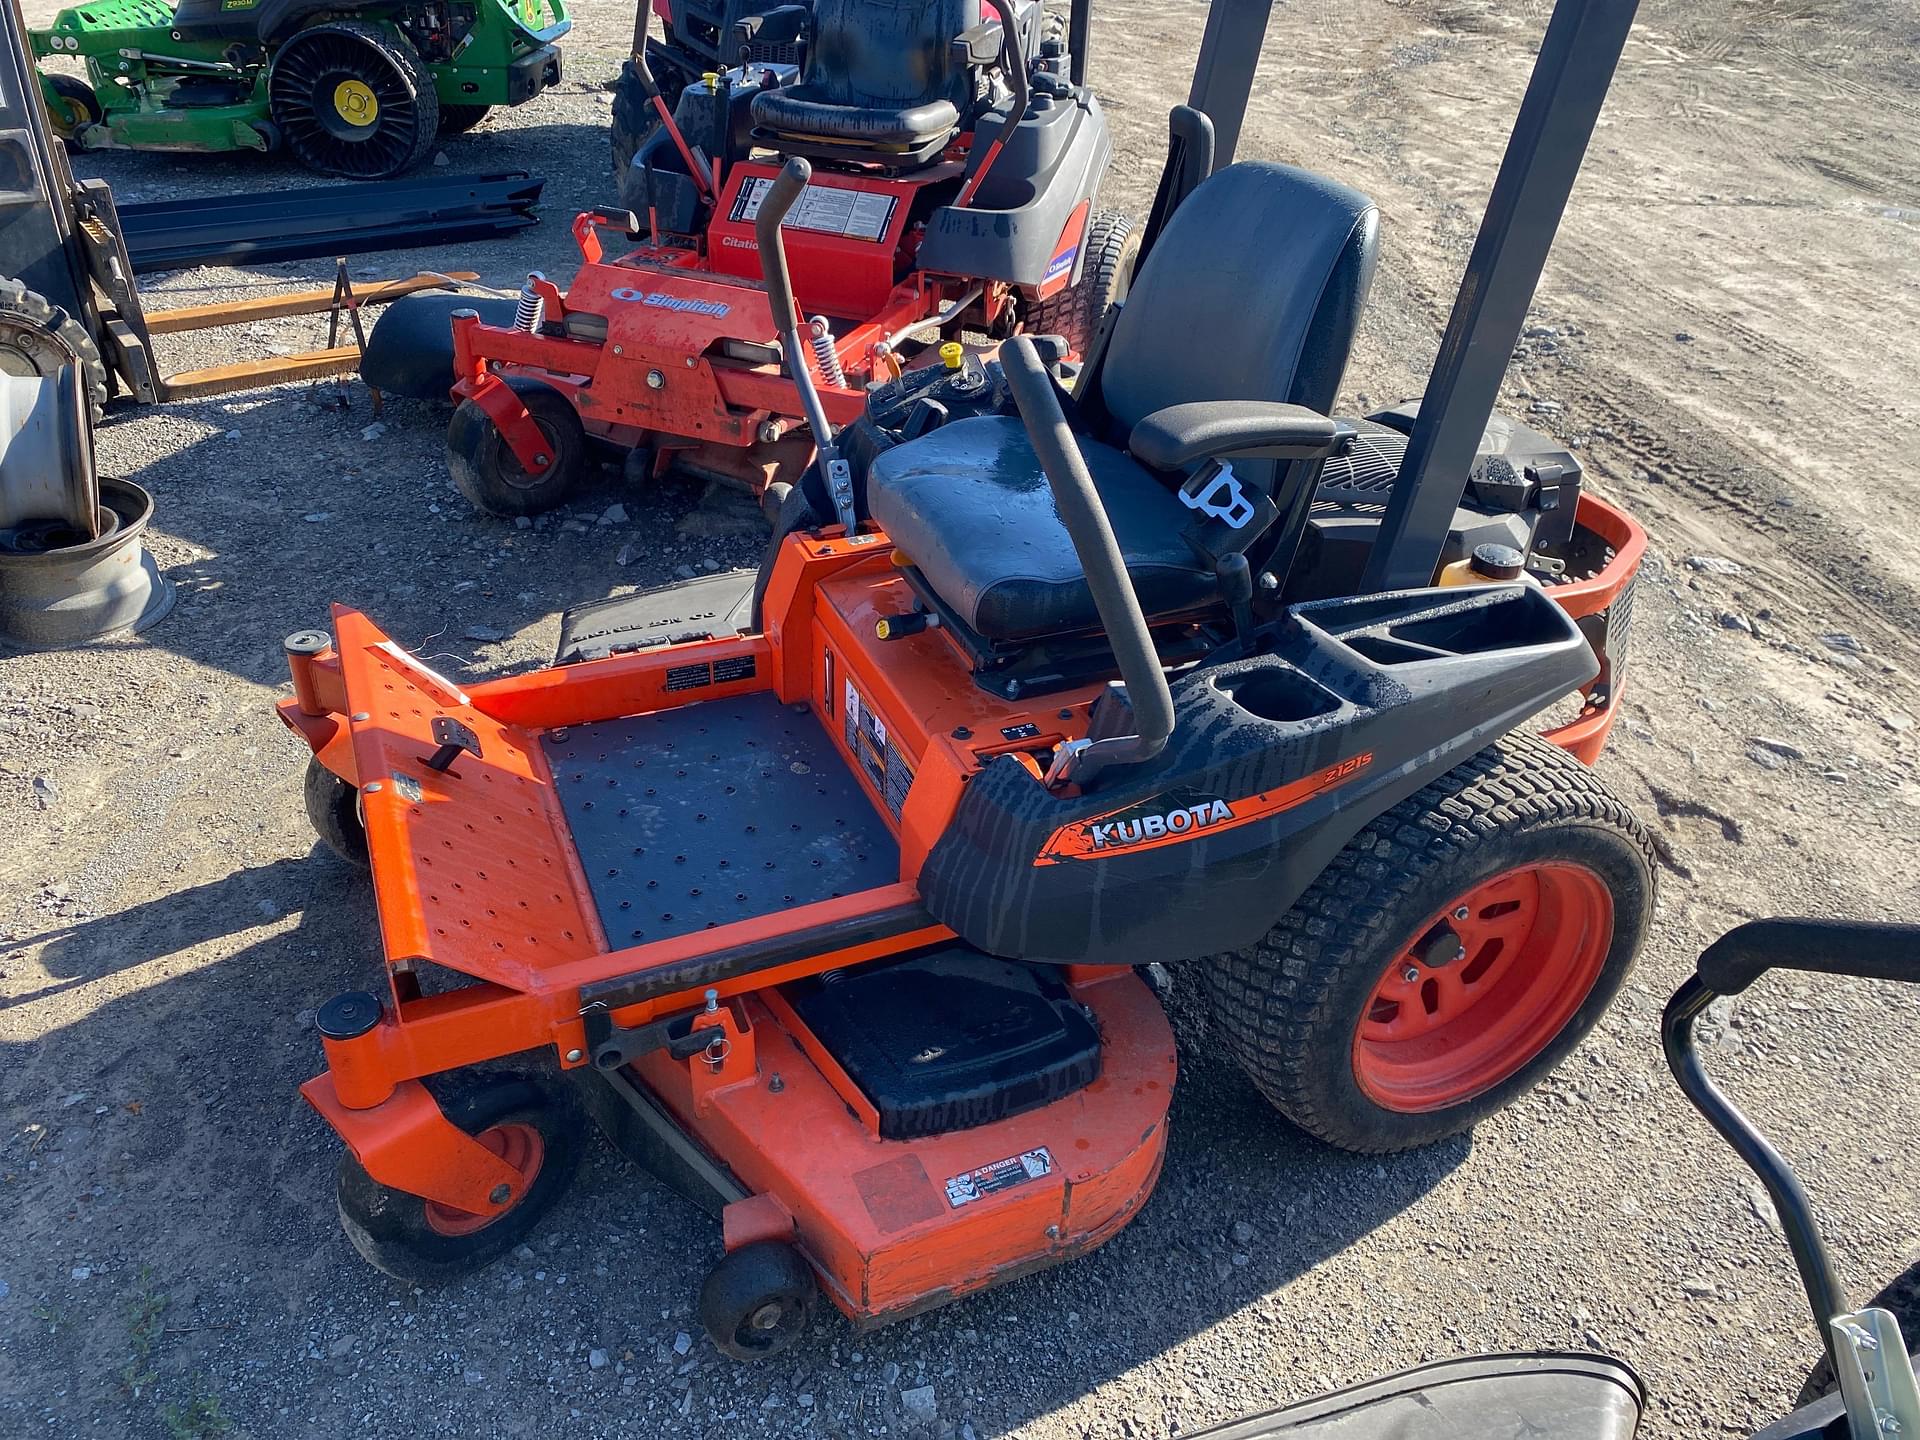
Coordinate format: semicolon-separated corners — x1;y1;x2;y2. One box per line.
543;695;900;948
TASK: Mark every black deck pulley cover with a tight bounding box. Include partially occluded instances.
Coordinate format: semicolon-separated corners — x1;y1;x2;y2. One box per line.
781;946;1102;1140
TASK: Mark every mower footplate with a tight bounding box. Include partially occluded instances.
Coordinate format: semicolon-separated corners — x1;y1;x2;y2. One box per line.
543;695;900;949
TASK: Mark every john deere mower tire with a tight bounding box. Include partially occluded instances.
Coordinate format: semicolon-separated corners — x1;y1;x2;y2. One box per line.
303;755;367;867
437;103;492;137
1204;730;1655;1154
447;377;587;517
335;1070;587;1286
0;278;107;417
1024;209;1139;358
41;72;101;148
269;21;439;180
699;1241;816;1361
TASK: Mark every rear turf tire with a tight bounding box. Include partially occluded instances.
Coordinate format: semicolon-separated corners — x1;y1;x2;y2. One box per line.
335;1071;587;1286
303;755;367;867
1204;731;1655;1154
447;377;587;517
1023;209;1139;358
269;21;439;179
437;103;492;136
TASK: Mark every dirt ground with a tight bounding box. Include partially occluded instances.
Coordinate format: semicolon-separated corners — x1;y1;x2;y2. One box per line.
4;1;1919;1437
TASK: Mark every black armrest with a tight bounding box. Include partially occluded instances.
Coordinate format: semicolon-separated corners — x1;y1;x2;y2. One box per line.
1129;401;1339;471
951;18;1004;68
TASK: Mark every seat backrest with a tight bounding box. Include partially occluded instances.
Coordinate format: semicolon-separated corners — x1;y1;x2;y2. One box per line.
806;0;981;109
1098;161;1379;441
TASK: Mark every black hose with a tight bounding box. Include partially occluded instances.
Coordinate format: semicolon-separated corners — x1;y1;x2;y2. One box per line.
1000;336;1174;766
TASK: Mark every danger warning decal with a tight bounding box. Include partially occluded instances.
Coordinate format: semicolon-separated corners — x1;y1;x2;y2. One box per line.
1034;753;1374;865
945;1148;1055;1208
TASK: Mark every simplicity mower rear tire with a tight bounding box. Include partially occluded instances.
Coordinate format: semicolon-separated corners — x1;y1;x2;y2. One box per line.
335;1070;587;1286
447;377;587;517
1024;209;1139;358
699;1240;816;1361
269;22;440;179
1204;731;1655;1154
303;755;367;867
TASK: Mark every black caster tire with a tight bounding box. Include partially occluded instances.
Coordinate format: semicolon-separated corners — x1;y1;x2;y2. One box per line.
1204;731;1656;1154
303;755;367;867
447;376;587;517
1022;208;1139;358
0;277;108;417
437;103;492;136
41;72;101;148
335;1071;587;1286
269;21;439;179
698;1240;816;1361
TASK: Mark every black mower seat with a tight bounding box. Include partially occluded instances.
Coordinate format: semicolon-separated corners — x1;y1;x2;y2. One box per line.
750;0;979;163
869;414;1215;640
869;160;1378;644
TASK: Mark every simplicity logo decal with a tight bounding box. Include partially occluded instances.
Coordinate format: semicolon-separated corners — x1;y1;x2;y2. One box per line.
608;287;732;319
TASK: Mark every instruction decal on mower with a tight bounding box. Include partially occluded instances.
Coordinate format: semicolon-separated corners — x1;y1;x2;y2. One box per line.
842;673;913;821
945;1148;1054;1208
1033;754;1375;865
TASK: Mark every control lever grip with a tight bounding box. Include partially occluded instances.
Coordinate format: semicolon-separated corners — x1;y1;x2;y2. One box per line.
1696;917;1920;997
754;157;810;337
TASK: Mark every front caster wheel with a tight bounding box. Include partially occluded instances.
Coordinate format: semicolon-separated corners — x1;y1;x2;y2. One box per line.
303;755;367;866
1205;730;1656;1153
335;1071;587;1286
447;377;587;517
699;1240;815;1361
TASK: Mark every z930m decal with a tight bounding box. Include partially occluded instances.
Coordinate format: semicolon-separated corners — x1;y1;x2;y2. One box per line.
1033;753;1373;865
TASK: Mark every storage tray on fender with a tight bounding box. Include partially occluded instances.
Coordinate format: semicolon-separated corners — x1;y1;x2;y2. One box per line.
542;694;901;947
781;947;1103;1140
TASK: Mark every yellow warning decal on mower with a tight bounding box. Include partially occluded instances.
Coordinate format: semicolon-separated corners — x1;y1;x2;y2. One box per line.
1034;753;1373;865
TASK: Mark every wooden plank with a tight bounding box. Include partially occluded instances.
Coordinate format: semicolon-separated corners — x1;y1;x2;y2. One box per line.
144;271;481;335
159;347;362;400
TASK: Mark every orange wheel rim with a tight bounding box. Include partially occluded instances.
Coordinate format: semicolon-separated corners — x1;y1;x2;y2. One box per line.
1351;864;1613;1113
422;1122;544;1237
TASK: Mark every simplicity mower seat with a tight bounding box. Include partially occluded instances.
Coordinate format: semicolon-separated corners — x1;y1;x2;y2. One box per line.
869;159;1378;644
749;0;980;164
868;414;1216;640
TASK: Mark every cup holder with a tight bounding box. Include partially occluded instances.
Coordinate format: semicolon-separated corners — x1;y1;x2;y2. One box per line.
1215;665;1342;723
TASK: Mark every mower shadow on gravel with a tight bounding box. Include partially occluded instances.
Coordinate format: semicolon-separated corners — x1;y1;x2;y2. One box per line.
4;847;1462;1435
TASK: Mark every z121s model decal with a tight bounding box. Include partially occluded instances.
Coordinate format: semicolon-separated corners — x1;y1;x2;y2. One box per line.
1033;753;1374;865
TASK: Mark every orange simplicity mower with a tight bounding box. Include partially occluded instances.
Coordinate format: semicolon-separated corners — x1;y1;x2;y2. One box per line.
280;0;1653;1359
379;0;1137;515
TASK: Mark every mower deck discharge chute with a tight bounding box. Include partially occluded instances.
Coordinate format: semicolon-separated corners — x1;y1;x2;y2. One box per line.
281;0;1657;1355
418;0;1132;517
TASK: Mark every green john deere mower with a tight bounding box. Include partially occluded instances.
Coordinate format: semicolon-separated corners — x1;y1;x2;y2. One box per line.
32;0;569;179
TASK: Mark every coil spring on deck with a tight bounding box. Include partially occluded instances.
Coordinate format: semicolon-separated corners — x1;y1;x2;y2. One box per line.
808;316;846;387
516;272;547;333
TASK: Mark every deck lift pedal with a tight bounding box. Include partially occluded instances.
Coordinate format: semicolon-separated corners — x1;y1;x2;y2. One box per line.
277;0;1653;1357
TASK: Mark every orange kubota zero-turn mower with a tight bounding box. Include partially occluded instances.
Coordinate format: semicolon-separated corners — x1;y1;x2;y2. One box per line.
360;0;1135;517
282;0;1653;1359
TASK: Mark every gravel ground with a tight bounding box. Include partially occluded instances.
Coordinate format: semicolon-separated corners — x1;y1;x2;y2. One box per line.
4;1;1919;1438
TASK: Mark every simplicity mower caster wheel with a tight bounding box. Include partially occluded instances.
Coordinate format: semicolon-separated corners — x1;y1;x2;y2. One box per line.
335;1071;587;1286
447;377;587;517
699;1241;816;1361
303;756;367;867
1205;731;1656;1153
